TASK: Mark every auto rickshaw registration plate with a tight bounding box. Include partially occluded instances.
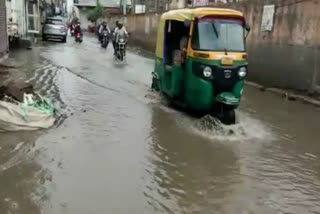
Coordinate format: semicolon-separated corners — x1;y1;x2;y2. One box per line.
221;57;234;66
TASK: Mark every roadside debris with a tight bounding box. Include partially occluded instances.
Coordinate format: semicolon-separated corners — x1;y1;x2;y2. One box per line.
246;81;320;107
0;82;56;132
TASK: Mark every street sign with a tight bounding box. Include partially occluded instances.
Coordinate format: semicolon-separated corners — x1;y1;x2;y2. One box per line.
261;5;275;32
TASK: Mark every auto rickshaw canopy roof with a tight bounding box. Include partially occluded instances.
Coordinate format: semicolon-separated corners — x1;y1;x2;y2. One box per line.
156;8;244;58
161;8;243;22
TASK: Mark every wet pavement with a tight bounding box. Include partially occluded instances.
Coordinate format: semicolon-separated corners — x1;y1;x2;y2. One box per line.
1;35;320;214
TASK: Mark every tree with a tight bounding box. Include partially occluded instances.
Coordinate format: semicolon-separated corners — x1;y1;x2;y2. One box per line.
87;0;103;25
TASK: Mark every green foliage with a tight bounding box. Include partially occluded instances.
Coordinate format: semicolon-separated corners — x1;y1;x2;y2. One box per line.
87;0;103;23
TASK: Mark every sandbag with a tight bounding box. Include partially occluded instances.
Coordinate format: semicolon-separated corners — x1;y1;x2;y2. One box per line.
0;101;55;132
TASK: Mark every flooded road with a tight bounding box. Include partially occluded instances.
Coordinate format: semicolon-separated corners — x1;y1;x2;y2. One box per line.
1;35;320;214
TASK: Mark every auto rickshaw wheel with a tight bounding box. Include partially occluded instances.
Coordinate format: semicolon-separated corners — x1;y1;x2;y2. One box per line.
151;77;160;91
220;109;236;125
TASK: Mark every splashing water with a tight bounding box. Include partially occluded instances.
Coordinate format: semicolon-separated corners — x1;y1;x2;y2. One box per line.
185;112;275;142
147;90;275;142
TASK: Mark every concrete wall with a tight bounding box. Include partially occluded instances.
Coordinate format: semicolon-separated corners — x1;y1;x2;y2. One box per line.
110;0;320;91
77;6;106;30
109;13;160;50
78;7;92;29
6;0;27;37
216;0;320;91
0;0;8;60
6;0;42;38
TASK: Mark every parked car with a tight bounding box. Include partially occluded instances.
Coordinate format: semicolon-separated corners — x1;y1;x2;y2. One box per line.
42;16;67;42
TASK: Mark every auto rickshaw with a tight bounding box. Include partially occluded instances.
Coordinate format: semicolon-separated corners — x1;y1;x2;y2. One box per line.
152;8;250;124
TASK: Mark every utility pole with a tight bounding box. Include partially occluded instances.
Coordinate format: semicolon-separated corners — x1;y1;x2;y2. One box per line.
131;0;135;14
155;0;158;13
123;0;127;15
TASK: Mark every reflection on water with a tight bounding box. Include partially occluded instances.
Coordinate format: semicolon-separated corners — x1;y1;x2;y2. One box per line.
24;58;154;214
147;107;240;213
147;104;320;213
1;37;320;214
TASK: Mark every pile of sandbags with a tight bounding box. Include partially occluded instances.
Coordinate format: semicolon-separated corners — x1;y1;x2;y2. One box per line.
0;82;56;132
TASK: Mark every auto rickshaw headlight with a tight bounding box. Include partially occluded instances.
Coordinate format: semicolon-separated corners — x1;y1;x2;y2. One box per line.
238;67;247;78
203;66;212;78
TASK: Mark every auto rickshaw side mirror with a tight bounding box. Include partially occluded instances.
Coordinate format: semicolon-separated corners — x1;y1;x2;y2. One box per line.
245;23;251;39
245;24;251;32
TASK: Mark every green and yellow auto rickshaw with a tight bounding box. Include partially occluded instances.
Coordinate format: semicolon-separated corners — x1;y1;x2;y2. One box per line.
152;8;250;124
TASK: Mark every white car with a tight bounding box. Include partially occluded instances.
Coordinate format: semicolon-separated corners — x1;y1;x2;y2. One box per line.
42;17;67;43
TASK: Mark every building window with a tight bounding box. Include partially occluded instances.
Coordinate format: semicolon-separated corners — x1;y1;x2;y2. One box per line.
27;1;40;33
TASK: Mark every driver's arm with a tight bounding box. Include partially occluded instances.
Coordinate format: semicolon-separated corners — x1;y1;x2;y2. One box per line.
124;27;128;36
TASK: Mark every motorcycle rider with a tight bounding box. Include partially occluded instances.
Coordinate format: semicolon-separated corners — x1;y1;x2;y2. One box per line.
74;21;82;41
114;21;128;56
98;21;111;42
112;21;119;55
114;21;128;42
70;18;78;36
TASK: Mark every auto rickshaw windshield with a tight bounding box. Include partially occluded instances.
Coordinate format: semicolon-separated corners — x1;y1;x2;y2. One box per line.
192;17;245;52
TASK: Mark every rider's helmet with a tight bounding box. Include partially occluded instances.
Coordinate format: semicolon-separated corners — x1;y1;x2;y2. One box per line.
118;21;123;29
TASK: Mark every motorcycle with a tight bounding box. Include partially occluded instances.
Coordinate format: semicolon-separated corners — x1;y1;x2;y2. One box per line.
101;30;109;49
70;24;75;36
75;32;83;43
116;38;126;61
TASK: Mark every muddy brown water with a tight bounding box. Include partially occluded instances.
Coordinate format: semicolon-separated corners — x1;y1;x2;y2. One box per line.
0;36;320;214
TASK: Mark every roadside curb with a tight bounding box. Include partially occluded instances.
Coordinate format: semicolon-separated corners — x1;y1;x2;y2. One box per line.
0;63;18;69
245;81;320;107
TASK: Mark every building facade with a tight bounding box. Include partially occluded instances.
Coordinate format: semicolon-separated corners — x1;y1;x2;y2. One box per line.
74;0;121;29
5;0;41;40
0;0;8;60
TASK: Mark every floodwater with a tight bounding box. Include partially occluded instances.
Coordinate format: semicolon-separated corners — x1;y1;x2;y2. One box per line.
1;35;320;214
